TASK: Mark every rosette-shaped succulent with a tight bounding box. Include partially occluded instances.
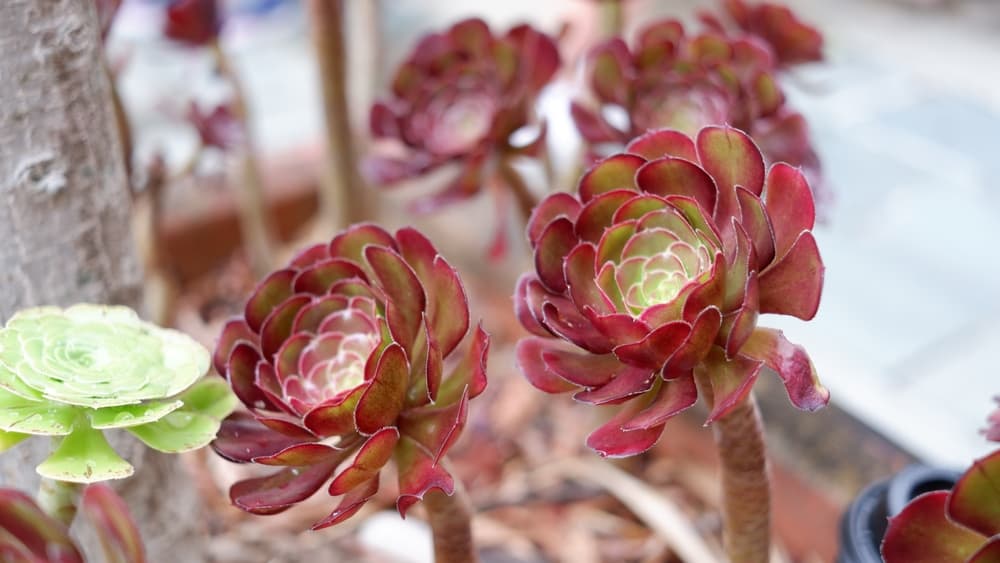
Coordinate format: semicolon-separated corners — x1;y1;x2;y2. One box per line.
0;305;235;483
882;449;1000;563
515;126;827;456
211;224;489;528
164;0;222;46
702;0;823;66
571;19;822;196
0;484;145;562
366;18;559;251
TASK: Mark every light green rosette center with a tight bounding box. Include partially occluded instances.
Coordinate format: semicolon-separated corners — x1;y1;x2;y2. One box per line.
0;305;236;483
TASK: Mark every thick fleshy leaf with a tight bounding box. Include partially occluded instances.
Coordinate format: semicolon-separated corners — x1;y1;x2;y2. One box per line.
0;388;77;435
544;302;616;354
969;537;1000;563
89;400;183;430
245;270;295;332
516;337;577;394
301;386;365;437
213;319;256;375
696;127;765;228
571;102;624;143
758;231;823;320
565;243;614;315
579;154;645;202
328;427;400;495
736;187;776;268
515;275;554;337
176;376;238;421
573;366;656;405
613;322;691;369
226;342;270;410
81;484;146;563
396;228;469;356
328;223;397;267
411;152;487;213
292;259;368;295
621;373;698;430
699;348;763;424
438;324;489;404
948;450;1000;536
395;437;455;517
312;475;380;530
527;193;582;247
662;306;723;377
764;163;815;260
230;460;339;515
259;296;311;359
370;101;400;138
626;129;698;161
882;491;985;563
399;390;469;461
212;412;304;463
37;425;133;483
585;310;651;348
534;217;576;293
251;442;344;467
366;245;427;353
0;489;83;563
589;38;631;106
126;410;220;453
543;343;624;388
636;157;717;216
354;344;409;434
0;430;29;452
739;327;828;411
575;190;636;244
586;394;666;457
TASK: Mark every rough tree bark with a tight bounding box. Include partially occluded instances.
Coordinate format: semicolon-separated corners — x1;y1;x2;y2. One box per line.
0;2;207;560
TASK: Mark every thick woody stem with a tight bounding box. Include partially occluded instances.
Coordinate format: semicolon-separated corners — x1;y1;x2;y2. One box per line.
209;41;275;277
710;392;771;563
423;483;478;563
37;477;83;527
496;159;539;224
307;0;367;229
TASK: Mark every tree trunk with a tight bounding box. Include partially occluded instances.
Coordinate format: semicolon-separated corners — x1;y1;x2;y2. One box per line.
0;2;207;561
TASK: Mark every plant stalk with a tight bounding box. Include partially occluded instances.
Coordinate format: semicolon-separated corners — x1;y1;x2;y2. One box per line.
307;0;366;230
37;477;83;527
423;482;478;563
598;0;625;38
209;41;275;277
497;159;539;224
710;392;771;563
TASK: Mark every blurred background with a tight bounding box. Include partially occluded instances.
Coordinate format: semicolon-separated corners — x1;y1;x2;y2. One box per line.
102;1;1000;560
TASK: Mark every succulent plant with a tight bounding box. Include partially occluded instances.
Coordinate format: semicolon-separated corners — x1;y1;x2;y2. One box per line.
187;101;243;150
701;0;823;66
211;224;489;529
882;449;1000;563
570;19;822;196
0;305;235;483
366;18;560;253
164;0;222;47
515;126;827;457
0;484;144;563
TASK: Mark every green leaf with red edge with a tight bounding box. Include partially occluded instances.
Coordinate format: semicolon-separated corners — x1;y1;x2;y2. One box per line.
663;306;723;375
736;187;776;268
620;372;698;431
516;337;578;393
251;442;345;467
366;245;427;354
0;489;82;563
535;217;577;294
438;324;489;405
699;347;763;424
696;126;765;227
970;537;1000;563
579;154;644;202
626;129;698;161
636;157;718;216
882;491;986;563
448;17;491;56
586;389;666;457
948;450;1000;536
590;38;632;106
565;243;614;316
226;342;267;409
571;102;624;143
613;322;691;370
527;193;582;247
758;231;824;320
259;296;311;359
328;223;397;269
395;436;455;517
399;389;469;462
395;228;469;357
764;163;816;261
302;386;366;437
575;190;636;244
573;365;655;405
81;484;145;563
214;319;256;376
230;460;339;515
328;427;399;495
312;476;380;530
739;327;828;411
292;259;368;295
354;344;409;435
722;273;759;359
244;270;295;332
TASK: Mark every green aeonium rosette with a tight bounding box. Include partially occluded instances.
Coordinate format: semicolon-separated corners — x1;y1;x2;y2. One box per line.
0;305;235;483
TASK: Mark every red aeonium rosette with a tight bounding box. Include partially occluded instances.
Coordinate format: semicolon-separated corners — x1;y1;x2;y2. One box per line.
702;0;823;66
211;224;488;528
366;18;560;249
571;19;822;198
164;0;222;47
515;126;827;457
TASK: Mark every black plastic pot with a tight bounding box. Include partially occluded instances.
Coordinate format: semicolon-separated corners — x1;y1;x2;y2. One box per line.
837;464;961;562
